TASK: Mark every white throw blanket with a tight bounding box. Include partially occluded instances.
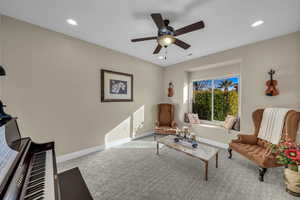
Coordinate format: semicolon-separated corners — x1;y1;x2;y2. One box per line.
258;108;290;144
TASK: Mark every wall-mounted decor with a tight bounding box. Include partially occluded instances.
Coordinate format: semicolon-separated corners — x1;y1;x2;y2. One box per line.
0;65;6;76
168;82;174;97
265;69;279;96
101;69;133;102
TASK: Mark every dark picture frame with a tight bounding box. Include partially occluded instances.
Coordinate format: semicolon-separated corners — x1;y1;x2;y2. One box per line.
101;69;133;102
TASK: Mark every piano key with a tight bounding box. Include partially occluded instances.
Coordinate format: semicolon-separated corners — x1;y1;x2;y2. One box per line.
32;165;46;171
24;190;44;200
31;165;45;170
29;174;45;183
43;150;55;200
33;157;46;161
33;160;46;164
33;162;45;166
29;172;45;182
35;154;46;157
34;153;46;157
33;157;46;162
34;152;46;156
33;158;46;162
34;154;45;158
26;182;45;192
27;178;45;188
34;155;46;159
30;170;45;177
25;183;45;195
32;163;46;168
33;159;46;164
32;161;45;165
31;168;45;176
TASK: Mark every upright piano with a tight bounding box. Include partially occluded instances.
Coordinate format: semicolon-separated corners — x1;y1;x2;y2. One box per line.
0;118;93;200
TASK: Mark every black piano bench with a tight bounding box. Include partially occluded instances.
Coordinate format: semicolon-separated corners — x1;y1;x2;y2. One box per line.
58;167;93;200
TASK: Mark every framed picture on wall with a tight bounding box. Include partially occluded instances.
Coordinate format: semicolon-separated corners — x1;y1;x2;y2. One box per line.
101;69;133;102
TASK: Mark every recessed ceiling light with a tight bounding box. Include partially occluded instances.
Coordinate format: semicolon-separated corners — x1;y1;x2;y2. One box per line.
251;20;264;27
158;55;164;60
66;19;78;26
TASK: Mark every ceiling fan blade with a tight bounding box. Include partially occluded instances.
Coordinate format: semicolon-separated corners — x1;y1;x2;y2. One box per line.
131;36;157;42
153;44;162;54
151;13;165;29
174;21;205;36
174;39;191;49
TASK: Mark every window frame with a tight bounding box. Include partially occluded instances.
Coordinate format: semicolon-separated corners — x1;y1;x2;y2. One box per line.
189;74;241;124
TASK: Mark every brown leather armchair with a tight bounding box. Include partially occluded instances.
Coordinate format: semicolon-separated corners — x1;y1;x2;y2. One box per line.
154;104;178;140
228;109;300;181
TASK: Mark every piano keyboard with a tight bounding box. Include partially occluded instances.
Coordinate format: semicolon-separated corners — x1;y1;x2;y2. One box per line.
22;150;55;200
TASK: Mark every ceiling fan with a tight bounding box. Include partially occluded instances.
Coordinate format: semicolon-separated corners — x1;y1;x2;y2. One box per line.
131;13;205;54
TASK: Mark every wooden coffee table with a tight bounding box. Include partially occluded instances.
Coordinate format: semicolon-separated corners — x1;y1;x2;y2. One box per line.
156;135;219;181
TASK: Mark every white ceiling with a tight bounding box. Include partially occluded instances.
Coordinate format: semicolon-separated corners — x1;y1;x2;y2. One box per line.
0;0;300;67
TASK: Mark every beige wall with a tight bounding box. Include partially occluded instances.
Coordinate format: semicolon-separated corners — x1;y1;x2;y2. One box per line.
0;15;163;155
0;16;5;100
163;31;300;133
0;16;3;66
189;63;240;81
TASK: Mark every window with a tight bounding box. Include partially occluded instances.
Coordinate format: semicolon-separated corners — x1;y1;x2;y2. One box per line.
192;76;239;121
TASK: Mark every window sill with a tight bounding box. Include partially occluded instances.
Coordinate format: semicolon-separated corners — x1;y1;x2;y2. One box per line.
200;120;223;126
194;123;223;129
189;121;240;134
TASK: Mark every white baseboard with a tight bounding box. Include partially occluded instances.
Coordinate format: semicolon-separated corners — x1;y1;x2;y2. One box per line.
197;137;229;149
56;145;105;163
104;137;132;149
132;131;153;140
57;131;154;163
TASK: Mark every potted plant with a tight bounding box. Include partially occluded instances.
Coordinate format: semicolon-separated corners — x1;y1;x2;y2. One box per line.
269;141;300;196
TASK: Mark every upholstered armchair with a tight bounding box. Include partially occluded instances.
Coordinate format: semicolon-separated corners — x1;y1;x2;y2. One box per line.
228;109;300;181
154;104;178;140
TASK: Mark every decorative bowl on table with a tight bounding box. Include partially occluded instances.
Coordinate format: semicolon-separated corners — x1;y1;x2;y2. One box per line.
174;137;180;143
192;141;198;148
173;135;198;149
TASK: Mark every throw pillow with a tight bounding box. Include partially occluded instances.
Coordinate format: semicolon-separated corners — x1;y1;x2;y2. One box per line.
184;113;190;123
223;115;237;130
188;113;201;124
232;117;240;131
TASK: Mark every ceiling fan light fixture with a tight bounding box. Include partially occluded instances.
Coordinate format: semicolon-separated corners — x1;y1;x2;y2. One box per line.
66;18;78;26
131;13;204;54
158;35;175;47
157;55;164;60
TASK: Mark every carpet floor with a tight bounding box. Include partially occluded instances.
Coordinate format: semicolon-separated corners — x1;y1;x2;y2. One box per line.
58;137;296;200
